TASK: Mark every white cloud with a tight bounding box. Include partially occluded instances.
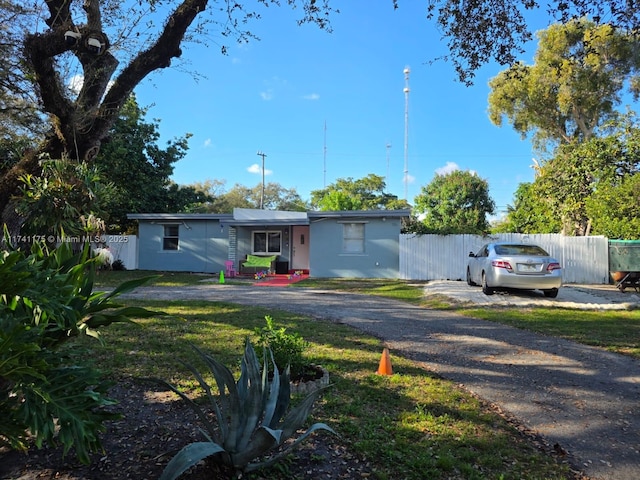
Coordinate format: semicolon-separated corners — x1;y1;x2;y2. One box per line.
435;161;460;176
303;93;320;100
260;90;274;101
247;163;273;175
403;173;416;184
203;138;212;148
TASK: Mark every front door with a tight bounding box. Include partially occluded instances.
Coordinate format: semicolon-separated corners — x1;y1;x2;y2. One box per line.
291;226;310;271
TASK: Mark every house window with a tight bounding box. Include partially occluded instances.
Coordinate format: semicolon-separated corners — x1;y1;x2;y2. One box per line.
253;231;281;254
163;224;179;251
343;223;365;253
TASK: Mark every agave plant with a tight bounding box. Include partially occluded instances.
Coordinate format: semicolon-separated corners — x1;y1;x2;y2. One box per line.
156;339;336;480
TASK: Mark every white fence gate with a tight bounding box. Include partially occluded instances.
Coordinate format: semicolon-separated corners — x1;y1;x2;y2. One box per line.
399;234;610;284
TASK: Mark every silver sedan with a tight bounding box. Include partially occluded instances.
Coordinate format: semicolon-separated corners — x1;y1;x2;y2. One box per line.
467;242;562;297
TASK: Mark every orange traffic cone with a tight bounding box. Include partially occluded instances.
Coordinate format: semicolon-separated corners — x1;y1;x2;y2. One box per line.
376;348;393;375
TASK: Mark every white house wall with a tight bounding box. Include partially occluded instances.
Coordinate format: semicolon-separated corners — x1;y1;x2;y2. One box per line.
400;234;610;284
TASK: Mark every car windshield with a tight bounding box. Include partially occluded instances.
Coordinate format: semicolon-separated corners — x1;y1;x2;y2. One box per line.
494;244;549;256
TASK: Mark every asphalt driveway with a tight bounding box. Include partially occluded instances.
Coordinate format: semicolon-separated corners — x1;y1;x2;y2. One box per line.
123;283;640;480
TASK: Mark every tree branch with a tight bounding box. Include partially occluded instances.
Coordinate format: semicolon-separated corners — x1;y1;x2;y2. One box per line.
96;0;209;139
43;0;72;28
83;0;103;31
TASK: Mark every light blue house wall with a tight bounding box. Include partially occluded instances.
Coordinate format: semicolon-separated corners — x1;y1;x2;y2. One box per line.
130;209;409;278
308;212;404;279
135;214;232;273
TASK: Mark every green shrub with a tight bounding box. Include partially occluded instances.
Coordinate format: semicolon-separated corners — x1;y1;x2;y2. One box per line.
0;239;158;463
156;339;336;480
253;315;310;379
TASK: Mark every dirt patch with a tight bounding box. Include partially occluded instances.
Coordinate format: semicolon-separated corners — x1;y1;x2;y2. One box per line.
0;379;367;480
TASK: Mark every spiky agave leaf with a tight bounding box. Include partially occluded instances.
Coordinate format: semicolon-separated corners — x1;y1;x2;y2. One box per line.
159;340;337;480
244;422;338;473
159;442;225;480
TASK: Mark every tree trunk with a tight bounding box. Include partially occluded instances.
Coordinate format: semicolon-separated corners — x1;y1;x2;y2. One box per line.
0;0;210;231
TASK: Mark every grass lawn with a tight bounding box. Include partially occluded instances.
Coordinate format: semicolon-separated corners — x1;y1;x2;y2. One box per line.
90;300;572;480
95;272;640;359
88;272;639;478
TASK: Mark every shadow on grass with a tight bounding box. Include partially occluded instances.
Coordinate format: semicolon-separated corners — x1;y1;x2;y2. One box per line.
83;299;572;480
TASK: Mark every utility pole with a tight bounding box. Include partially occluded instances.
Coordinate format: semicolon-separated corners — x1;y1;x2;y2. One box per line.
257;151;267;209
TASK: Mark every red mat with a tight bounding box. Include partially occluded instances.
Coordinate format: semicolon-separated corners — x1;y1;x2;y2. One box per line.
254;274;309;286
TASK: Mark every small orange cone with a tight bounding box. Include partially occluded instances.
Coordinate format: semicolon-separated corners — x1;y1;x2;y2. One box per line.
376;348;393;375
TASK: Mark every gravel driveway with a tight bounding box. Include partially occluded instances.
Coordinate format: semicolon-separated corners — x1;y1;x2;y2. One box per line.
422;280;640;310
123;282;640;480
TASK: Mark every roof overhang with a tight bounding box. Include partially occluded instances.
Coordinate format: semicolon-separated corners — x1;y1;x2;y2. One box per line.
127;208;411;224
307;209;411;219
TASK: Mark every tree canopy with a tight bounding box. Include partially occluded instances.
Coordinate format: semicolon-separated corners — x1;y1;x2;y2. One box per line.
491;182;562;234
488;18;640;151
413;169;495;234
499;115;640;236
310;174;409;211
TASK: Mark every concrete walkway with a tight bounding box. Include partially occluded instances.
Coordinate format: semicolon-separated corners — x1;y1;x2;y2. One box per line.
122;284;640;480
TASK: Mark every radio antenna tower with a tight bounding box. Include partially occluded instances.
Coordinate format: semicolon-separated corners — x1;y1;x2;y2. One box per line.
386;142;391;185
323;120;327;188
403;66;410;200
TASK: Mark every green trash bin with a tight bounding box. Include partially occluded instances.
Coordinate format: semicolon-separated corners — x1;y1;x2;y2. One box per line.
608;240;640;290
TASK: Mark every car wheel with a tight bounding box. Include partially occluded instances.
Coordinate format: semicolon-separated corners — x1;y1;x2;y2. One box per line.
543;288;559;298
466;268;476;286
481;272;494;295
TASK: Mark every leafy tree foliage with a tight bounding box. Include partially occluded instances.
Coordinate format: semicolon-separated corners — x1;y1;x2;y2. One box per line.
535;121;640;235
192;181;308;213
585;173;640;240
0;1;43;142
413;170;495;234
586;173;640;238
502;116;640;235
488;19;640;151
17;158;116;238
310;174;409;211
0;0;335;231
491;182;561;233
427;1;640;84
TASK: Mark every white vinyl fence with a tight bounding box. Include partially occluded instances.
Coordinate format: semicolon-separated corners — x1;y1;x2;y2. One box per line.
399;233;610;284
104;235;137;270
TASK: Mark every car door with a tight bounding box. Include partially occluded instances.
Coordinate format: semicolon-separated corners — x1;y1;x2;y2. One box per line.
469;244;489;284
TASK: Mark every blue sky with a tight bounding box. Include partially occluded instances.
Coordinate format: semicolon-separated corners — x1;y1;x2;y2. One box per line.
134;1;549;217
